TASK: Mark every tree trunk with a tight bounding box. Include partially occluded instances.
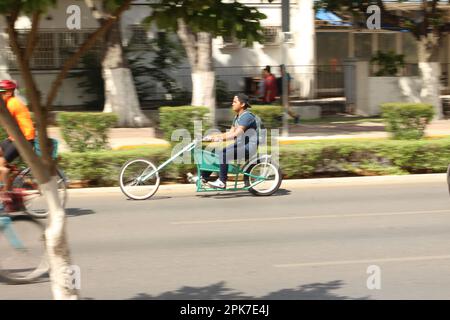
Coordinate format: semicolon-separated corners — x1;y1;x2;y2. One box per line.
4;0;131;300
192;32;215;125
42;176;78;299
177;20;216;127
0;99;78;300
102;20;150;127
417;34;443;119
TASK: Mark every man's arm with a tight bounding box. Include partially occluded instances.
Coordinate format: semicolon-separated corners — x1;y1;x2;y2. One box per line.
208;125;244;142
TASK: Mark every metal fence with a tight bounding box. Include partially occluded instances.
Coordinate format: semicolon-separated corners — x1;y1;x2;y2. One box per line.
1;29;103;70
143;64;347;106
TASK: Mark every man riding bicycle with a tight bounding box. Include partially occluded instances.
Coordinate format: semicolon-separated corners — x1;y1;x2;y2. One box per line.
201;93;259;189
0;80;35;209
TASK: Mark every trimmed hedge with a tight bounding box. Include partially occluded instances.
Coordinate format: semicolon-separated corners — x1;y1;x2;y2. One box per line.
0;126;7;141
159;106;211;142
381;103;435;140
250;105;283;129
58;137;450;187
280;138;450;178
57;112;118;152
59;146;196;187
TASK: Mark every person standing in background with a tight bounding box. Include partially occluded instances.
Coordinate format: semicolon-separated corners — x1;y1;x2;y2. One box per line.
262;65;277;103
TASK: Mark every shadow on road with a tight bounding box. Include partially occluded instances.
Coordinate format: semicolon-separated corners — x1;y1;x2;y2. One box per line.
66;208;96;217
197;189;291;199
122;280;369;300
124;196;173;201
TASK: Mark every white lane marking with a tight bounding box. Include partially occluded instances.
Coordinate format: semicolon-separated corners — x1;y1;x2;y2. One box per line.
171;209;450;225
274;254;450;268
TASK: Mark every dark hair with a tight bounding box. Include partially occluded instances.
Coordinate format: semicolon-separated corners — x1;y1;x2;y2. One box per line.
264;65;271;73
236;93;251;108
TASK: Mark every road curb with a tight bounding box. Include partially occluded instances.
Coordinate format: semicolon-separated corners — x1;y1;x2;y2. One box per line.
67;173;447;194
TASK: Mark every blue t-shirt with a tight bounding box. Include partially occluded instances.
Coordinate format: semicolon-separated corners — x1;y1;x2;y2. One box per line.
232;111;259;148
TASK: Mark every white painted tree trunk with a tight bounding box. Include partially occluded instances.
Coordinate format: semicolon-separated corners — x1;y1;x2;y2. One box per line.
417;35;443;119
191;70;216;123
43;176;78;300
177;21;216;126
293;0;316;99
102;20;150;127
418;62;443;119
102;67;150;127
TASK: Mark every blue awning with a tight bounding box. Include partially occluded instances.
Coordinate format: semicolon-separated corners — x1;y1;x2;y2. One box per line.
315;8;352;26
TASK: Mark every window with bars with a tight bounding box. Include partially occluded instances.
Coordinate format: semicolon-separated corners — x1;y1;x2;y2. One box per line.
1;29;103;70
262;26;281;45
127;24;151;50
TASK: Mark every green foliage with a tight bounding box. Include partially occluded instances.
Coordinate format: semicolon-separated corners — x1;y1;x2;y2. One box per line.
0;126;7;141
56;112;118;152
371;51;405;76
0;0;57;14
216;78;231;103
159;106;211;142
280;138;450;178
57;137;450;187
126;32;186;103
381;103;435;140
250;105;283;129
68;53;104;110
58;146;195;187
143;0;267;46
314;0;446;38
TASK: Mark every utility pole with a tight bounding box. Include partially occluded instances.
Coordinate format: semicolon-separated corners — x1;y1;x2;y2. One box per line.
281;0;290;137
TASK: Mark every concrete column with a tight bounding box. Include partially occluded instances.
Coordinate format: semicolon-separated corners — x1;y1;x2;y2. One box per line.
396;32;402;55
292;0;316;99
354;60;370;116
348;31;355;58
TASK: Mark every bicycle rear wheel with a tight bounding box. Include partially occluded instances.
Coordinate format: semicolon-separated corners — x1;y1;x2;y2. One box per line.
244;162;282;196
0;215;48;284
13;168;68;219
119;158;160;200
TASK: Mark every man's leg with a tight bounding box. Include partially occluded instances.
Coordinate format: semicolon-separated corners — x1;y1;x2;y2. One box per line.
219;143;239;183
208;144;238;188
0;156;9;192
0;139;20;192
201;171;213;180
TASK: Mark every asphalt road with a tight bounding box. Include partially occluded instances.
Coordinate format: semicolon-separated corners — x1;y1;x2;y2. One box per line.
1;175;450;300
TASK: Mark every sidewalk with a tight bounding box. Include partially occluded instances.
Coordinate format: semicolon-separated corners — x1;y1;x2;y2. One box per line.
49;119;450;152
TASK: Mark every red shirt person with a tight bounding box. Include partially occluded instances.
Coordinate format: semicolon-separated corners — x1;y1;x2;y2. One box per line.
262;65;278;103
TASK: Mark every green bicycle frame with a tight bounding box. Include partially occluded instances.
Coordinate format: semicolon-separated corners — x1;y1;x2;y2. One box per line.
138;139;271;192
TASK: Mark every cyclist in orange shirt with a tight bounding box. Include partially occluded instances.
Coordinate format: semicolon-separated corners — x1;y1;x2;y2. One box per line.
0;80;35;206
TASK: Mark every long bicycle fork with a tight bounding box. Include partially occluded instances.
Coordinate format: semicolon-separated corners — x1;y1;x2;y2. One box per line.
140;140;199;182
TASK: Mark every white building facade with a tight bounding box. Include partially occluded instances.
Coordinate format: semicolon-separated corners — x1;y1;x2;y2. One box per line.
1;0;450;109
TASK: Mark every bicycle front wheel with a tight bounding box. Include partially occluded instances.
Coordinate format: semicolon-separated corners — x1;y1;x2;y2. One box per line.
0;215;48;284
119;158;160;200
13;168;68;219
